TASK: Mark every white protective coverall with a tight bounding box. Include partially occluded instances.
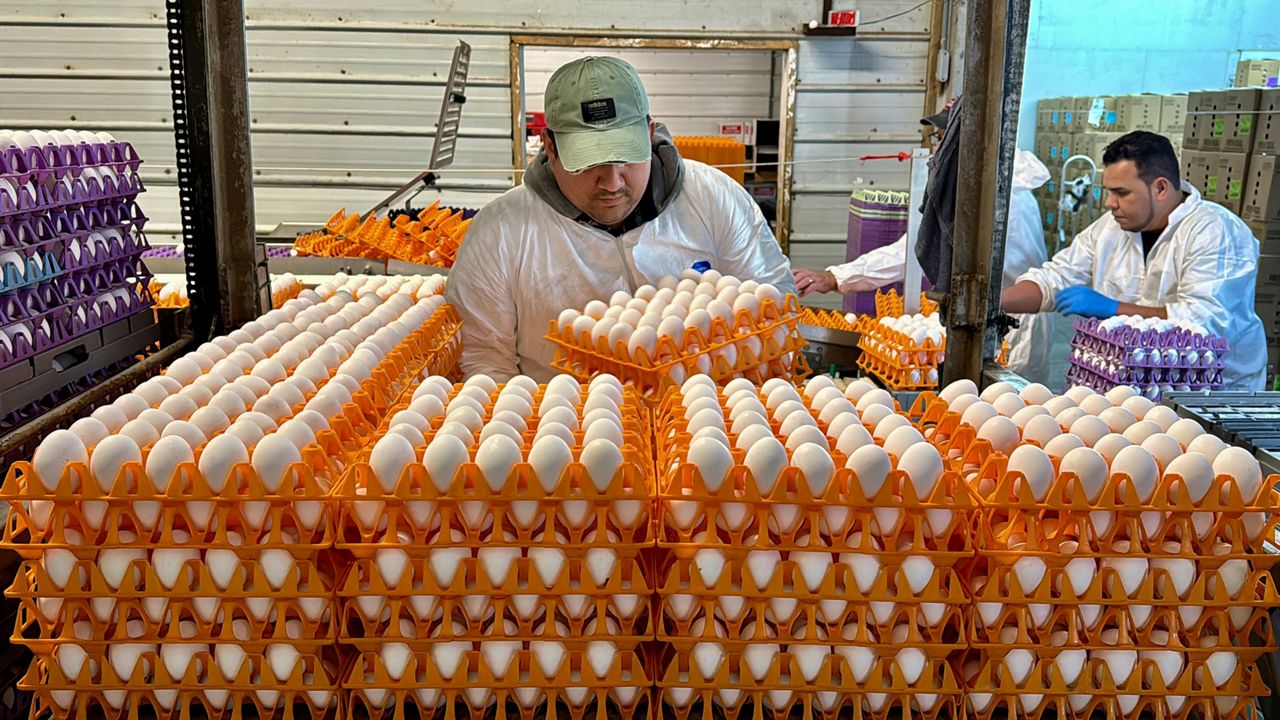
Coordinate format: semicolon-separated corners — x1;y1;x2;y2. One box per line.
826;149;1055;384
1018;181;1266;390
447;159;796;382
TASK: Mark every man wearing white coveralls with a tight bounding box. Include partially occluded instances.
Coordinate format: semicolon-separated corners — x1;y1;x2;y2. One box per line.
447;56;795;382
1001;131;1266;390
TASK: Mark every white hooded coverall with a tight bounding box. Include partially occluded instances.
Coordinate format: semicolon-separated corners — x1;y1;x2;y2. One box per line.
1018;181;1266;391
826;149;1055;384
447;159;796;382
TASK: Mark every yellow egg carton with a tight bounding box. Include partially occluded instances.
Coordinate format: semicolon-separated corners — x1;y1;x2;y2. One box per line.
963;656;1267;720
546;295;810;402
343;650;653;720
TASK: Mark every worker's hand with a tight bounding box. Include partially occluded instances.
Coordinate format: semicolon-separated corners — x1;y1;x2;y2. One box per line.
793;269;838;296
1054;286;1119;319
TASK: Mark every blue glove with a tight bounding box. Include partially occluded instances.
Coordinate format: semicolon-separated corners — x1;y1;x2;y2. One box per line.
1055;286;1119;318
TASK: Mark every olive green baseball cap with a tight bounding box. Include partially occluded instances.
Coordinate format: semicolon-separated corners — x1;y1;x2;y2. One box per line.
544;56;651;173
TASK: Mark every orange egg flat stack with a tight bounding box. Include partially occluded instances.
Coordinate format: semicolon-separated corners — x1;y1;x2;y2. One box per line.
852;290;946;391
0;275;460;719
918;379;1279;720
652;374;976;719
672;136;747;185
291;203;472;269
546;270;809;401
335;372;656;719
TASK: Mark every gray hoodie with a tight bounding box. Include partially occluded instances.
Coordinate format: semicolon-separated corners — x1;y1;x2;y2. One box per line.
522;123;686;232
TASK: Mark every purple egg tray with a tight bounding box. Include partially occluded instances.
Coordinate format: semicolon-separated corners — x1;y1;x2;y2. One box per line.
1071;316;1229;356
141;244;290;259
1066;318;1229;400
142;245;182;258
0;179;142;221
0;140;142;187
0;260;153;371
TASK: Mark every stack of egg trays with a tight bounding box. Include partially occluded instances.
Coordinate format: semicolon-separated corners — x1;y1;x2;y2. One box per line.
1066;317;1228;397
546;295;810;402
962;446;1280;720
0;298;453;720
335;380;656;720
0;441;343;719
652;389;976;720
854;320;944;391
0;138;151;373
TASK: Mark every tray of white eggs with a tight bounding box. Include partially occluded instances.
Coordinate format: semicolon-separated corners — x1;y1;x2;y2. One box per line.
547;271;807;399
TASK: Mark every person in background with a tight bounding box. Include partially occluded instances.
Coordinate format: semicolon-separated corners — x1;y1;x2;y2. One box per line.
447;56;795;382
1001;131;1266;390
792;110;1057;384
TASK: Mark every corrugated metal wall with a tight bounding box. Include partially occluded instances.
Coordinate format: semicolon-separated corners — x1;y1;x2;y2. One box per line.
790;5;934;309
2;0;935;307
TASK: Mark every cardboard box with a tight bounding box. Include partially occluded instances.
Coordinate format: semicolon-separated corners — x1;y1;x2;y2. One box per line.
1183;91;1215;150
1160;95;1188;134
1235;59;1280;88
1250;219;1280;255
1036;99;1055;131
1068;96;1117;133
1049;98;1070;131
1254;89;1280;155
1080;132;1125;163
1209;152;1250;214
1182;149;1215;193
1034;131;1056;165
1115;95;1162;132
1203;88;1260;153
1258;254;1280;287
1244;154;1280;223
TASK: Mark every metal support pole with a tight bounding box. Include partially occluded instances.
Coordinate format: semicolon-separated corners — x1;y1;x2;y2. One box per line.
941;0;1031;386
203;0;263;327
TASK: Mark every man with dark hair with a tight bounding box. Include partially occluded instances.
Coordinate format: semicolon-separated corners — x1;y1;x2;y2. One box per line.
448;56;794;381
1002;130;1266;390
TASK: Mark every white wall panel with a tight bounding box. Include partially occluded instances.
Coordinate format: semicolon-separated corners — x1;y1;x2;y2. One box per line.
790;21;929;296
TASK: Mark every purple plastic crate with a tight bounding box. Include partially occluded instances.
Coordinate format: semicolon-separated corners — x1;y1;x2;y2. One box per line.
0;140;143;188
841;189;929;316
1065;317;1229;400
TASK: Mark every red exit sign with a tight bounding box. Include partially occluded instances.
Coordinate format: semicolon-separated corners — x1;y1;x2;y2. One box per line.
828;10;859;26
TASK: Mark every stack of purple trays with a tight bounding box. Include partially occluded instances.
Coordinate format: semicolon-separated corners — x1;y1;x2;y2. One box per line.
143;245;292;259
843;189;920;316
0;135;154;373
1065;317;1229;401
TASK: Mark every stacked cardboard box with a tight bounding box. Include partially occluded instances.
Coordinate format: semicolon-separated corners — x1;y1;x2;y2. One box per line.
1032;94;1187;241
1236;59;1280;89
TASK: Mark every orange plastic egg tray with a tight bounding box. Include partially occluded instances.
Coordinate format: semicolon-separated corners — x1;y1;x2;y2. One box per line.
292;203;471;269
547;296;810;401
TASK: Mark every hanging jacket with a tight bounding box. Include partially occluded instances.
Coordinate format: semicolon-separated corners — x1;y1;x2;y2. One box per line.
446;127;795;382
913;97;961;290
1018;182;1266;390
826;150;1056;383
